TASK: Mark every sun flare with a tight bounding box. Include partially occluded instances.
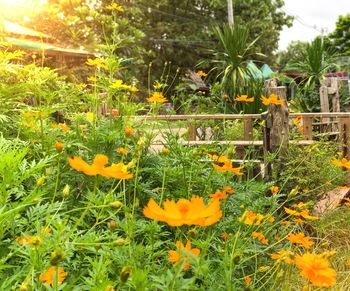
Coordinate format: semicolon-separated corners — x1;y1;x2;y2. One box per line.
0;0;47;20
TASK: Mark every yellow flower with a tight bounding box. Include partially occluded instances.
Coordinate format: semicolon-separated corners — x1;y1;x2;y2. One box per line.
331;158;350;169
261;94;285;105
106;3;124;12
252;231;269;245
87;76;97;82
167;241;200;270
161;147;170;155
212;155;243;175
68;154;133;180
76;83;87;89
39;266;68;287
86;58;107;69
223;186;235;194
295;253;336;287
147;92;168;103
270;250;294;264
240;210;264;225
86;112;94;122
116;148;129;155
52;123;70;132
143;196;222;226
234;95;254;103
109;79;132;90
287;232;314;249
196;70;208;77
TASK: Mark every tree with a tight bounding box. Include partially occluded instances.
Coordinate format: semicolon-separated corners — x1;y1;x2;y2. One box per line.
23;0;292;83
277;41;309;71
328;14;350;55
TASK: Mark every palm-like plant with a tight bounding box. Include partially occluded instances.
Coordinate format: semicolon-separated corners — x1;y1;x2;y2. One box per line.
201;24;265;113
290;38;336;90
288;38;337;112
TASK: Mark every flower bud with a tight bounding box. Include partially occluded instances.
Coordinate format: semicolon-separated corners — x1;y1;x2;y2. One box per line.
109;201;123;209
62;184;70;198
105;285;115;291
161;147;169;155
108;220;117;230
36;176;46;186
55;142;64;152
120;266;132;283
115;239;126;246
50;250;64;265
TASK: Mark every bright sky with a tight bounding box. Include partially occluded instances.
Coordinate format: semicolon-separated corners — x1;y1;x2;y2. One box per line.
279;0;350;51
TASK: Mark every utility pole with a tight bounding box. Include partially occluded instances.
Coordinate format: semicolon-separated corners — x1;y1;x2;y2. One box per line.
227;0;234;26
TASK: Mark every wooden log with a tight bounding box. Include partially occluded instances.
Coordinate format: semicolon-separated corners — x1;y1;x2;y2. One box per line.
302;116;313;140
244;118;253;140
267;86;289;157
340;117;350;160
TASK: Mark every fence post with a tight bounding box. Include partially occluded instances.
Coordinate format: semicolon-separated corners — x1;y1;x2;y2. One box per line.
320;86;330;131
187;121;197;141
302;116;313;140
243;118;253;140
340;117;350;160
261;112;272;179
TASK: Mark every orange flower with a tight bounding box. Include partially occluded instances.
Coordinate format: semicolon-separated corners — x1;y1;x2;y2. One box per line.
270;250;294;264
124;127;135;136
284;207;318;221
39;266;68;287
116;148;129;155
240;210;264;225
52;123;70;132
147;92;168;103
331;158;350;169
143;196;222;226
223;186;235;194
295;253;336;287
16;236;42;246
281;220;291;226
261;94;285;105
346;259;350;266
111;108;119;117
210;191;228;201
68;154;133;179
270;186;279;194
55;142;64;153
287;232;314;249
212;156;243;175
252;231;269;245
245;275;251;285
234;95;254;103
220;232;230;241
293;218;305;225
167;241;200;270
294;116;304;134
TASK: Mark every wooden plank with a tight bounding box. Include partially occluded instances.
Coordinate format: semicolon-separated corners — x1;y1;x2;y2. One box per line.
244;118;253;140
302;117;313;140
170;140;314;146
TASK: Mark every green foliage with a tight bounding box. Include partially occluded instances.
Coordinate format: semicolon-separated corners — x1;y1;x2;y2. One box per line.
279;142;346;202
328;14;350;56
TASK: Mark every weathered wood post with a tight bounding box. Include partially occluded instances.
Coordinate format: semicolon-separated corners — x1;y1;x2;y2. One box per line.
302;116;313;140
340;116;350;160
187;121;197;141
262;85;289;179
319;85;330;131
